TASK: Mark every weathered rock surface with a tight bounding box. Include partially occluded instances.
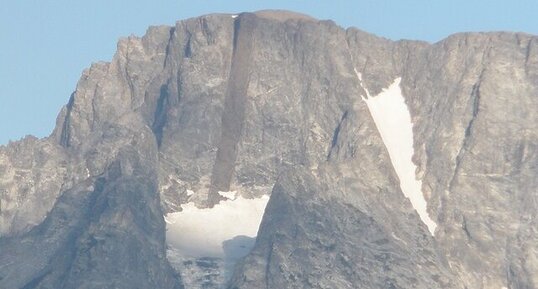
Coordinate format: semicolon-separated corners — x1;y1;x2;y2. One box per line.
350;31;538;288
0;10;536;289
229;164;459;289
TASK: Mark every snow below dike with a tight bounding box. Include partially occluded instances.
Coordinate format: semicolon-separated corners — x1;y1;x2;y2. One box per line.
165;192;270;259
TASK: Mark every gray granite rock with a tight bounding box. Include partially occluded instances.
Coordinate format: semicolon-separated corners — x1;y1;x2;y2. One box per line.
228;163;460;289
0;10;536;289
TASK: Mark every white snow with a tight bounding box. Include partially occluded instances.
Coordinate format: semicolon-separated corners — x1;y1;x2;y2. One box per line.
359;74;437;235
354;69;370;99
164;215;174;225
218;190;236;200
165;194;269;258
231;14;239;19
165;193;269;286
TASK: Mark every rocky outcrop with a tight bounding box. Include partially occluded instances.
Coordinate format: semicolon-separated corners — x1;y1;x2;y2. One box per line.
0;10;536;289
351;31;538;288
0;123;182;289
229;164;460;289
0;136;67;235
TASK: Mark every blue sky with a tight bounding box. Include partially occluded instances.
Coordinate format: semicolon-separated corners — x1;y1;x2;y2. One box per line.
1;0;537;144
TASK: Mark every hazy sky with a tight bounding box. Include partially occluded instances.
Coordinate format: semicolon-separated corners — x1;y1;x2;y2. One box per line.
1;0;537;144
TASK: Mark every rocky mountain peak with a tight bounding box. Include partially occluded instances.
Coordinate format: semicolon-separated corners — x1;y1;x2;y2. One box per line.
1;10;536;289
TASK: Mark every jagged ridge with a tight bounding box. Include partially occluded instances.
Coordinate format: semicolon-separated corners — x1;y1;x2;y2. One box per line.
0;10;537;289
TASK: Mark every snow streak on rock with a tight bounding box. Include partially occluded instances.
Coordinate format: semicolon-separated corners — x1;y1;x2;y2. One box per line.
357;71;437;235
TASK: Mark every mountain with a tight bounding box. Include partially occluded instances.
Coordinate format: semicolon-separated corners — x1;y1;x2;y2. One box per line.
1;10;537;289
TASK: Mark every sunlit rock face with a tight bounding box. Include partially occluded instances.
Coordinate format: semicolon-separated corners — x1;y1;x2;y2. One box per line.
1;10;537;289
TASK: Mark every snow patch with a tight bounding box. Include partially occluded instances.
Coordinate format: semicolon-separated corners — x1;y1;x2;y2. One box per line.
164;215;174;225
218;190;236;200
354;69;370;99
166;194;269;286
359;75;437;235
231;14;238;19
165;194;269;258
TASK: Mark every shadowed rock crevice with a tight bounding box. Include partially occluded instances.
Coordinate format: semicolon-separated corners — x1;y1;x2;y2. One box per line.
163;27;177;68
59;92;76;148
152;84;170;147
448;75;483;194
327;110;349;160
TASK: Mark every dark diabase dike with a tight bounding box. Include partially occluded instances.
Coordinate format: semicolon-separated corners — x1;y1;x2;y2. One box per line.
0;10;536;289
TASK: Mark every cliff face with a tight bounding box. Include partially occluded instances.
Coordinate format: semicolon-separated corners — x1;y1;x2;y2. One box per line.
0;10;536;289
